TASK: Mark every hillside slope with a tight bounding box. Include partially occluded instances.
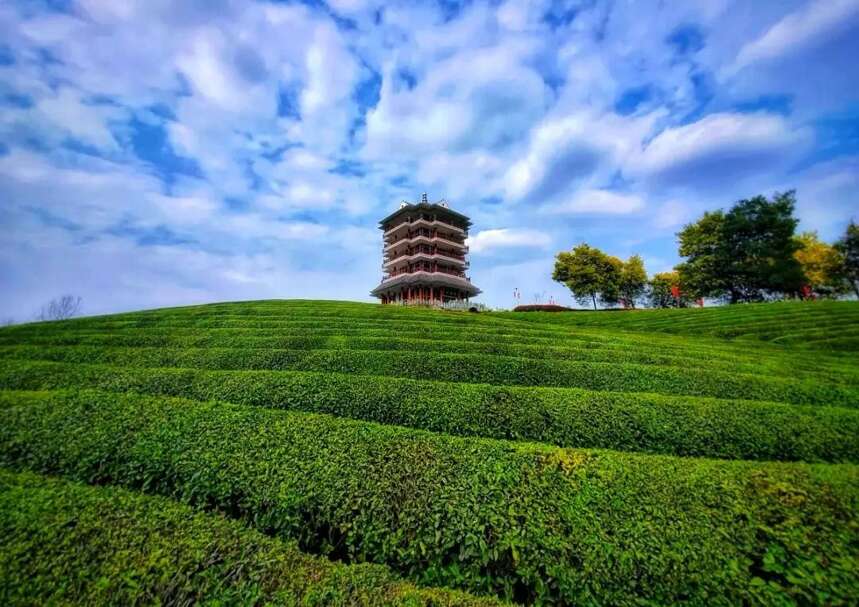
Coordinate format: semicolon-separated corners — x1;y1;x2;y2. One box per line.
1;300;857;605
501;300;859;350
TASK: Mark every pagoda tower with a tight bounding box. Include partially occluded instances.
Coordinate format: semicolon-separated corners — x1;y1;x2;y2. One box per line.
371;194;481;305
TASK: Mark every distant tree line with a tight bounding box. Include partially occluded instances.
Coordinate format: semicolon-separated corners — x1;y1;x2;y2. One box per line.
553;191;858;308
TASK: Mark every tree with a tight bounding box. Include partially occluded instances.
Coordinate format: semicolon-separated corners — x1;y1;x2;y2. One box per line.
794;232;850;298
601;256;624;307
676;191;804;303
37;295;82;321
834;221;859;298
675;210;727;300
552;244;622;310
618;255;647;308
648;271;693;308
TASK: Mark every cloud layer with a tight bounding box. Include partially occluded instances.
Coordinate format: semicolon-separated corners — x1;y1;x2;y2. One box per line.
1;0;857;317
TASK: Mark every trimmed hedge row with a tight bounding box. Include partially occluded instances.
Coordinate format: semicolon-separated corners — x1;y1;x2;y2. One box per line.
0;324;800;365
0;468;499;606
1;331;855;384
11;300;856;348
2;360;858;463
10;323;859;383
1;389;857;605
9;308;854;364
1;344;856;407
502;301;859;343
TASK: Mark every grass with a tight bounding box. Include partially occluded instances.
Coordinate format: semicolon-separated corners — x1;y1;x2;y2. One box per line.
0;299;857;605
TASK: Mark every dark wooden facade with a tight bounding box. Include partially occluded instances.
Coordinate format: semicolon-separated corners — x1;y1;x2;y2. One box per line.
371;195;481;304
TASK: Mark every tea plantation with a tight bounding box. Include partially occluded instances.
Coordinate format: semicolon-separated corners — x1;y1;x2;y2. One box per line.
1;300;858;605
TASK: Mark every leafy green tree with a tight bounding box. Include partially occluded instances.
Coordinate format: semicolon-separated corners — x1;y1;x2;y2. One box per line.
552;244;622;310
675;210;727;299
834;221;859;298
601;255;624;307
794;232;850;297
648;271;693;308
676;191;804;303
618;255;647;308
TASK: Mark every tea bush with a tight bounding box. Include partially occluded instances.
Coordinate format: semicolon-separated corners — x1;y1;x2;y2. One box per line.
1;389;857;605
1;360;858;462
0;468;499;606
0;344;855;406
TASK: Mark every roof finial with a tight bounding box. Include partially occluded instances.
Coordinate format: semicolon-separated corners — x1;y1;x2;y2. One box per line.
421;192;428;204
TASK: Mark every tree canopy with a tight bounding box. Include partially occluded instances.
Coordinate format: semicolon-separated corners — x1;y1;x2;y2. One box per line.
834;221;859;298
794;232;849;298
648;271;693;308
676;191;804;303
618;255;647;308
552;245;647;309
552;244;621;310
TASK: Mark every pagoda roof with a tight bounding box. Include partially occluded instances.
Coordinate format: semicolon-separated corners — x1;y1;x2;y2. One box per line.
370;272;481;297
378;200;472;228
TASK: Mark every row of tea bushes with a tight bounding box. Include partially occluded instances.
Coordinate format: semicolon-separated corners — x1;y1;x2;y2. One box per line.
1;345;855;406
502;301;859;345
2;361;858;463
1;389;857;605
1;331;855;384
0;468;499;606
11;305;855;369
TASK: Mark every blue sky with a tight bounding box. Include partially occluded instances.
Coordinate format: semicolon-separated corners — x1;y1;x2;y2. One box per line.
1;0;858;318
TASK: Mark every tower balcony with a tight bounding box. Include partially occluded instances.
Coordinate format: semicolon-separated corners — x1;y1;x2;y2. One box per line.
383;251;469;270
383;217;465;238
385;233;468;252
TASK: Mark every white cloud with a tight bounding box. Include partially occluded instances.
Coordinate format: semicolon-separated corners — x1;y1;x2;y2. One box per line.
629;112;810;186
543;189;645;215
652;200;693;229
37;88;122;149
363;35;548;160
728;0;859;74
177;29;257;113
1;0;858;316
497;0;552;32
503;110;658;203
467;228;551;254
294;21;361;153
778;156;859;239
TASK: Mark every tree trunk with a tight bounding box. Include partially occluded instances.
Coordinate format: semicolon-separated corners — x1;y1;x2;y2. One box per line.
592;293;597;310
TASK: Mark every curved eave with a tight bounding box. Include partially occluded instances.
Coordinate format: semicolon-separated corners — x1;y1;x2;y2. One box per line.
371;272;481;298
378;202;471;229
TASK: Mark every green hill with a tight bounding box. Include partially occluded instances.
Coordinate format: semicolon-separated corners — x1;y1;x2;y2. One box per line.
501;300;859;350
1;300;858;605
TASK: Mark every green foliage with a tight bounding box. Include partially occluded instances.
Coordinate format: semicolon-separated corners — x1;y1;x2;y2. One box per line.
0;342;855;406
552;244;622;309
794;231;850;297
617;254;647;308
647;270;693;308
1;363;858;463
0;468;499;606
677;191;805;302
834;220;859;297
503;300;859;351
1;299;858;605
1;389;858;605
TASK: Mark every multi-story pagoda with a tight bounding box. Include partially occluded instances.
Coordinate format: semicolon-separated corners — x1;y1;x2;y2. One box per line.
371;194;481;305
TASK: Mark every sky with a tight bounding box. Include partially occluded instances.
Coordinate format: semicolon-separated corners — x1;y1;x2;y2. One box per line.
1;0;858;319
